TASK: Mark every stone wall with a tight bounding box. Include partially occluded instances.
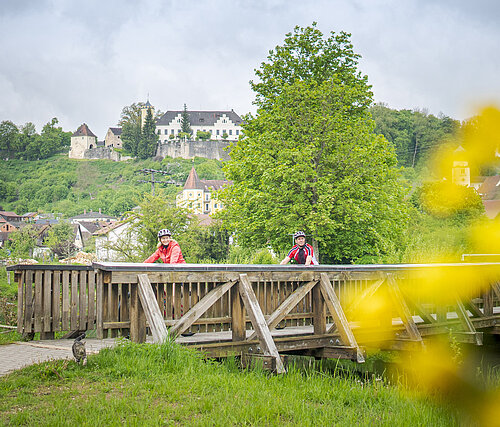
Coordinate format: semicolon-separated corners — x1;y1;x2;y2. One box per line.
82;147;131;161
156;140;231;161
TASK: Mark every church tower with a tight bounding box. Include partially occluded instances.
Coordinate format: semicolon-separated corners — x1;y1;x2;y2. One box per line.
141;99;155;128
451;146;470;187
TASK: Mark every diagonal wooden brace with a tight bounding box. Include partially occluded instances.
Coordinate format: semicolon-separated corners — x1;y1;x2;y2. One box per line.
319;273;365;363
455;298;482;345
386;275;424;347
169;280;236;338
327;276;386;334
247;280;317;341
137;274;169;343
239;274;285;374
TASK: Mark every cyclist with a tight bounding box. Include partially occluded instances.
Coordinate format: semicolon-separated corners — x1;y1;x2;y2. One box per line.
144;229;186;264
280;231;318;265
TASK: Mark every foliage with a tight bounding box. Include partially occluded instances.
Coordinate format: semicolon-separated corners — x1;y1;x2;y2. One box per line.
181;103;192;134
222;132;228;140
184;220;231;262
250;22;372;111
44;222;76;258
138;108;158;159
219;25;409;262
415;181;485;222
0;118;71;161
370;103;460;168
196;130;211;141
0;156;224;218
119;102;144;157
5;225;39;258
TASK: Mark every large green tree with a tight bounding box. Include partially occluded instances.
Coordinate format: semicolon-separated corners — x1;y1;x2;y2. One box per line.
218;24;409;263
181;103;192;135
119;103;143;156
138;108;158;159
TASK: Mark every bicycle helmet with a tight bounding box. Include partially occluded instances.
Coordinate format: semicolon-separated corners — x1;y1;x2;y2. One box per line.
158;229;172;238
293;231;306;240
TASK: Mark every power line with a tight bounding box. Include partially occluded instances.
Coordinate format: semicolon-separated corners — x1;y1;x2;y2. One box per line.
136;167;183;196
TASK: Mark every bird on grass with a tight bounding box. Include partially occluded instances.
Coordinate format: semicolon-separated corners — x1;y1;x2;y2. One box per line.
72;332;87;365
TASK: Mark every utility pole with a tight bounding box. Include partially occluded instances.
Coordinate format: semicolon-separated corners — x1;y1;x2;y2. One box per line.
136;166;182;195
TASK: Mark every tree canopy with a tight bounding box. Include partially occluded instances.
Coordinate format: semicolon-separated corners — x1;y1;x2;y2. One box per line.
218;24;409;262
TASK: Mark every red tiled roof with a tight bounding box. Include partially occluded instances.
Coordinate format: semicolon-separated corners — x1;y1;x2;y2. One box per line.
483;200;500;219
72;123;97;138
184;167;204;190
477;176;500;200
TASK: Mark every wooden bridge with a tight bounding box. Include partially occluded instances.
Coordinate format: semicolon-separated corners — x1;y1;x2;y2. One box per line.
9;262;500;373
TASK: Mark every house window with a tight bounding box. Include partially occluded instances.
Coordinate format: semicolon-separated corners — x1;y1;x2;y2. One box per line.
236;130;239;135
214;203;218;208
157;129;161;135
171;129;174;134
189;193;192;197
216;130;220;135
205;193;210;200
229;130;232;135
164;129;168;134
209;130;212;134
205;203;209;211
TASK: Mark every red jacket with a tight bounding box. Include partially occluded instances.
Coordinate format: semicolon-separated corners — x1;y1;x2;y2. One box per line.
144;240;186;264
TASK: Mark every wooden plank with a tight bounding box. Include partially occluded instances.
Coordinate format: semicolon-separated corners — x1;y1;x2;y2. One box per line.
319;273;365;362
312;281;326;335
464;300;485;318
87;272;96;328
16;271;25;333
52;271;61;332
109;282;119;338
492;282;500;301
231;281;246;342
247;281;317;341
166;282;173;321
79;271;88;331
455;299;482;345
386;276;424;345
174;283;182;320
137;274;168;343
170;280;236;338
24;271;34;333
34;271;43;333
96;272;104;339
70;271;79;330
120;283;130;336
238;274;285;374
482;289;493;316
129;283;146;343
62;271;70;331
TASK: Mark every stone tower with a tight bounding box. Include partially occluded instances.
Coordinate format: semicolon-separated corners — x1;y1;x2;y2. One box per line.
451;145;470;187
69;123;97;159
141;100;155;128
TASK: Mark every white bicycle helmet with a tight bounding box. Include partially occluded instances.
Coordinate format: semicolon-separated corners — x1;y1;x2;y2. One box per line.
294;231;306;239
158;229;172;238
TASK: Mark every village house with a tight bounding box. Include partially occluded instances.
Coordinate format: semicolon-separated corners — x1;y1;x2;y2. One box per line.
93;221;139;261
68;123;98;159
67;210;117;224
176;167;230;216
104;127;123;148
156;109;243;143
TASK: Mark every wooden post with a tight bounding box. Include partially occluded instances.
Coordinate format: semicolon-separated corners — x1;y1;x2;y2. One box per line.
482;288;493;317
96;271;104;339
24;271;34;334
79;271;88;332
88;272;96;329
109;282;119;338
34;271;43;333
16;271;25;334
130;283;146;343
312;281;326;335
231;282;246;342
70;271;78;331
52;271;61;332
62;271;70;331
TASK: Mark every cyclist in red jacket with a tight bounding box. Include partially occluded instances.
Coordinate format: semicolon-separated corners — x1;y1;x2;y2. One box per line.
280;231;318;265
144;229;186;264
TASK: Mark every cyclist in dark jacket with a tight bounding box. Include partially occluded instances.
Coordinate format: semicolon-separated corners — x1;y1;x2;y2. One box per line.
280;231;318;265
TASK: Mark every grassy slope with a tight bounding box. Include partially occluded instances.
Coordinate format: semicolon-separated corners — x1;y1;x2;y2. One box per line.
0;340;457;426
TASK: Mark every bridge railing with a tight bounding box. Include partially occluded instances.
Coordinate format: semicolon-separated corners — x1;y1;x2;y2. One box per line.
9;262;500;344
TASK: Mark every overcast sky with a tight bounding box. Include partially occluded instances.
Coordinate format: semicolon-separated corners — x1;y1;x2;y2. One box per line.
1;0;499;138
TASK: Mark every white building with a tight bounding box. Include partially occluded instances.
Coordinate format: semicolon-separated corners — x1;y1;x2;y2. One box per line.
68;123;98;159
156;110;243;142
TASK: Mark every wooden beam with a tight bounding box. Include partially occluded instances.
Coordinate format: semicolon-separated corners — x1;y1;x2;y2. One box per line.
16;271;25;334
327;277;386;334
464;300;485;318
319;273;365;363
130;283;146;343
169;280;236;338
492;282;500;301
247;281;317;341
386;275;424;346
231;282;246;342
238;274;285;374
455;299;482;345
137;274;168;343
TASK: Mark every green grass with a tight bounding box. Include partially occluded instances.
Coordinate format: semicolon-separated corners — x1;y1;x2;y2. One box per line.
0;339;460;426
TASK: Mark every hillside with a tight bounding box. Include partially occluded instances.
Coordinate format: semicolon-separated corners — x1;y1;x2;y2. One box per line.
0;155;224;217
